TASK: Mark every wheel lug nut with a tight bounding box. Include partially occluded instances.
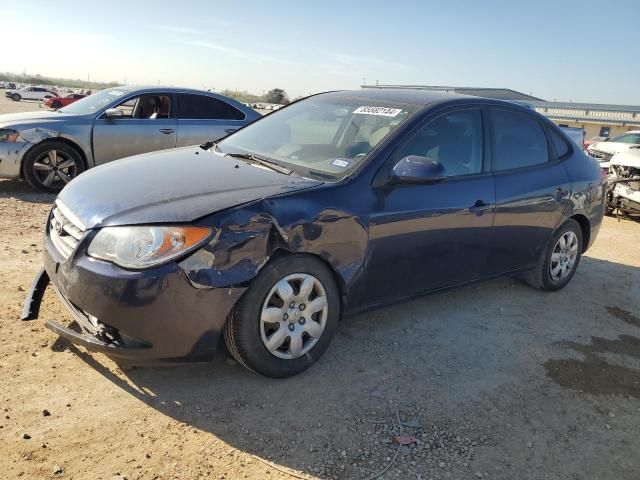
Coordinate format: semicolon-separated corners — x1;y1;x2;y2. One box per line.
283;313;289;320
299;317;306;325
289;301;296;309
299;304;305;311
288;323;295;331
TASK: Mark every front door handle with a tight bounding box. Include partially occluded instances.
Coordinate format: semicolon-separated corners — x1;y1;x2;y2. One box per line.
469;199;490;216
225;128;238;134
159;128;175;135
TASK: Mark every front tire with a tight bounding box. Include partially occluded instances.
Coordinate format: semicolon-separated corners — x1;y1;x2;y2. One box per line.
23;141;85;193
525;219;583;291
224;254;340;378
11;93;21;101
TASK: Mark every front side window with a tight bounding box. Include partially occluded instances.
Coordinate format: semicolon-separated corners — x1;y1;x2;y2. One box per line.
178;94;245;120
491;109;549;171
111;94;172;119
392;109;484;177
217;96;419;179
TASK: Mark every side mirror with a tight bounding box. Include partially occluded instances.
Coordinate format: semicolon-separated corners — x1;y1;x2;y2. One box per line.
104;108;124;119
389;155;446;185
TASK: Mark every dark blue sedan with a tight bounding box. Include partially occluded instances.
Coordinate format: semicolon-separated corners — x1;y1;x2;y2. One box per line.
23;89;605;377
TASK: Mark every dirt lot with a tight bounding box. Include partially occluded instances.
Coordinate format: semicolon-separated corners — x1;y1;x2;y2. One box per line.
1;97;640;480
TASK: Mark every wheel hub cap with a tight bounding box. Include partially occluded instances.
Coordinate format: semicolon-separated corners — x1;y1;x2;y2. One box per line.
260;273;329;360
549;231;579;282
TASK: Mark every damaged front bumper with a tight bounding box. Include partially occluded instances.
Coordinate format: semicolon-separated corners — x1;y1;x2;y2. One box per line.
0;141;30;178
22;268;153;360
23;231;247;364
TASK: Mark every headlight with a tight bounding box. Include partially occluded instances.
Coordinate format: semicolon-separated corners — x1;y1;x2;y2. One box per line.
0;129;19;143
87;225;213;269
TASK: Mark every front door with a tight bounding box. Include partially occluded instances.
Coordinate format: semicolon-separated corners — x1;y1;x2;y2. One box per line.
92;93;177;165
363;108;496;306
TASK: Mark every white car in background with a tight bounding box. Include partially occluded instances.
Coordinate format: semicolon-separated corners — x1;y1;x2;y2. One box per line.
4;86;58;102
587;130;640;163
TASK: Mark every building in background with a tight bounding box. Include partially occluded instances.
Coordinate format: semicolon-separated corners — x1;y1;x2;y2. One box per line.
361;84;640;139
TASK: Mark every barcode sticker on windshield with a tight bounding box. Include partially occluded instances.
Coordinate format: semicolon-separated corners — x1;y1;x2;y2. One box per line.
353;106;402;117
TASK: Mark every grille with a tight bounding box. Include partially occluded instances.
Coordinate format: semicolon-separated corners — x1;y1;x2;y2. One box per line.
588;149;613;162
49;202;85;259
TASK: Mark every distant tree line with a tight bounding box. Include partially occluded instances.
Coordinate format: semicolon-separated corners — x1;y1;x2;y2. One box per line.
1;72;294;105
0;72;119;90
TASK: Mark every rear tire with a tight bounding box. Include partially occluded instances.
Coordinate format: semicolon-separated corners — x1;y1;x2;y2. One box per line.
224;254;340;378
524;219;583;291
23;141;85;193
11;93;20;101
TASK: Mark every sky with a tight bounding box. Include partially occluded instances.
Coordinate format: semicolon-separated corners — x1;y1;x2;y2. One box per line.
4;0;640;104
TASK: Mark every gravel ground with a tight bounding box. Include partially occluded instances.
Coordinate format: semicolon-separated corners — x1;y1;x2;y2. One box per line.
1;96;640;480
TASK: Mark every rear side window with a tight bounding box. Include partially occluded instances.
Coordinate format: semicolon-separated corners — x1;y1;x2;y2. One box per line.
178;94;245;120
547;127;571;159
491;109;549;171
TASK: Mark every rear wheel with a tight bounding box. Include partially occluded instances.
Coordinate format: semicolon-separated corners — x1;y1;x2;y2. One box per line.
524;219;583;291
11;93;20;101
23;141;84;193
224;254;340;378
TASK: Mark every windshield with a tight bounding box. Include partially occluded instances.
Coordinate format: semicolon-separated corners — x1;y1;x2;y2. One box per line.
59;88;129;115
610;133;640;144
217;96;419;179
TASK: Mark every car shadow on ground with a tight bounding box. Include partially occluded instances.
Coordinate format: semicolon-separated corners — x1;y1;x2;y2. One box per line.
0;178;55;204
55;255;640;478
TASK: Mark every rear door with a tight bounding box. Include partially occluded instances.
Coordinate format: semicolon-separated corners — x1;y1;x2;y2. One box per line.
176;93;248;147
487;107;572;274
92;92;177;165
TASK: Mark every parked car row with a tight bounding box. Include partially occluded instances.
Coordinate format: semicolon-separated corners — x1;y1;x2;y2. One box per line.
0;86;261;191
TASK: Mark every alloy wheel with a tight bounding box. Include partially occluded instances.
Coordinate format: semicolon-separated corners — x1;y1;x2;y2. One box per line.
32;149;77;188
549;231;579;282
260;273;329;359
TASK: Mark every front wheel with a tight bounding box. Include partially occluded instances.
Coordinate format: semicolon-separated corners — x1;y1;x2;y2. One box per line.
11;93;21;101
23;141;85;193
224;254;340;378
524;219;583;291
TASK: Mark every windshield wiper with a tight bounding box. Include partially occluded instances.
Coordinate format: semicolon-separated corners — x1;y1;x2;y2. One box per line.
225;152;293;175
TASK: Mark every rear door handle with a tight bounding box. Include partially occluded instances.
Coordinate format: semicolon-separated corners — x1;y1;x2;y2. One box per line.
225;128;238;134
159;128;175;135
469;199;490;216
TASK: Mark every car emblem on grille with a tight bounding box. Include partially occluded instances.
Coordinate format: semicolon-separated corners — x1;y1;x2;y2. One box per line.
52;218;63;235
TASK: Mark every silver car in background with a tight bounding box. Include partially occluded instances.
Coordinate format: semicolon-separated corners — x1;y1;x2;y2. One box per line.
0;86;260;192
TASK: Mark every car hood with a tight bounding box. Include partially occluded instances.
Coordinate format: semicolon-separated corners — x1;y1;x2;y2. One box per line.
0;110;86;128
589;142;634;155
57;146;322;228
610;149;640;169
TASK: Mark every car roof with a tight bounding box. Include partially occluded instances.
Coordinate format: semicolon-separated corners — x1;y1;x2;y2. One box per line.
105;85;222;95
319;88;530;110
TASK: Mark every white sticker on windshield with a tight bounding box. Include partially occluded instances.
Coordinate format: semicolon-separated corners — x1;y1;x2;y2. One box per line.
332;158;350;168
353;106;402;117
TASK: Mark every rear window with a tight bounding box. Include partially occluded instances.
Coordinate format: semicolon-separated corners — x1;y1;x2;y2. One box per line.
491;109;549;171
548;127;571;159
178;94;245;120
